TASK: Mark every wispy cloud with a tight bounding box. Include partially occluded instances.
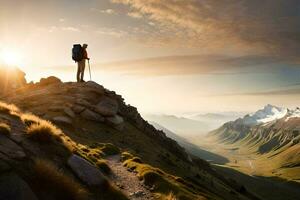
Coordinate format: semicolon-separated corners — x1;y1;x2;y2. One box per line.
127;11;143;19
61;26;80;32
90;8;117;15
96;27;127;38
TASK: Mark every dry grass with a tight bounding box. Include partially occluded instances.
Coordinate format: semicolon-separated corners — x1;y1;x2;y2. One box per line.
122;156;203;200
26;122;61;143
21;113;42;127
25;116;75;152
0;102;19;114
96;159;111;174
121;151;134;161
99;143;120;156
33;159;89;200
0;123;10;135
166;193;177;200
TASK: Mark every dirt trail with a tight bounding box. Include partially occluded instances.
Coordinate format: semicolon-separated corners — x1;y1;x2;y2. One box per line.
106;155;155;200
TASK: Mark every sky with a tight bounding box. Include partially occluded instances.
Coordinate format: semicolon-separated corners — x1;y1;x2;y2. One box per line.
0;0;300;115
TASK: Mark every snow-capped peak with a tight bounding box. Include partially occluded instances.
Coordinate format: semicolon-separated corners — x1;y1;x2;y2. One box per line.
285;107;300;121
242;104;288;125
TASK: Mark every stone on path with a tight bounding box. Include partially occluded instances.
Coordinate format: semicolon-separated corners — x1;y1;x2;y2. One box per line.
67;154;107;187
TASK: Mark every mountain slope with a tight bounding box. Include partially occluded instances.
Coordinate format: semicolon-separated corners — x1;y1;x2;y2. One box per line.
210;105;300;180
0;76;261;200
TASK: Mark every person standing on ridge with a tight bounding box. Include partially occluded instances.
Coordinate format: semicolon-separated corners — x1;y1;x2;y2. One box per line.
74;43;90;82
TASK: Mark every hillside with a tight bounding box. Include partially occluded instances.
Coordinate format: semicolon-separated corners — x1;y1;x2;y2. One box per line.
210;105;300;180
0;75;261;200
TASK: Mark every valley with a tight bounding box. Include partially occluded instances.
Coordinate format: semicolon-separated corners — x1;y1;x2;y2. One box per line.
151;104;300;200
191;135;300;200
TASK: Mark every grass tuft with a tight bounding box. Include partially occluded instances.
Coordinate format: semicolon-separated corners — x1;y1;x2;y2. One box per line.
121;151;133;162
100;143;120;156
33;159;89;200
21;113;41;127
0;102;19;114
96;159;111;174
0;123;10;135
25;117;75;152
26;123;61;143
166;193;177;200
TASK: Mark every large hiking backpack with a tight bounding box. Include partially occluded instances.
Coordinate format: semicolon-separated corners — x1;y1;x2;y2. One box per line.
72;44;83;62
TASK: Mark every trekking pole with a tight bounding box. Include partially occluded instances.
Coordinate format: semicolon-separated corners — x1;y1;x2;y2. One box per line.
88;59;92;81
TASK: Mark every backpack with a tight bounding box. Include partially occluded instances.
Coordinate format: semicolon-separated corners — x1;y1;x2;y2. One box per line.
72;44;83;62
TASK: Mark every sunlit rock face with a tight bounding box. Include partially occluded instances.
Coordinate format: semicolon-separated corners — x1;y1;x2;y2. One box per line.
0;66;26;94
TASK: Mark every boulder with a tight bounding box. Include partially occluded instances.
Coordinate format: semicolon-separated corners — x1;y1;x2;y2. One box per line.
39;76;62;86
81;109;105;122
106;115;124;131
95;97;118;117
67;155;107;187
64;107;76;118
52;116;72;124
0;172;38;200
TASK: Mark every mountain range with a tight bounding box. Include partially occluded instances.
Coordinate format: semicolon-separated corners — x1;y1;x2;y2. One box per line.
144;112;244;136
210;104;300;180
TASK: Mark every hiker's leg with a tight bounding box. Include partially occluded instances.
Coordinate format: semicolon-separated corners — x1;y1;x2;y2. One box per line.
81;60;86;82
77;62;81;82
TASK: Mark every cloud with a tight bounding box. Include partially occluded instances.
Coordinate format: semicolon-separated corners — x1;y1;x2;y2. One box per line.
61;26;80;32
223;88;300;96
91;8;117;15
111;0;300;60
96;27;127;38
127;11;143;19
97;54;295;76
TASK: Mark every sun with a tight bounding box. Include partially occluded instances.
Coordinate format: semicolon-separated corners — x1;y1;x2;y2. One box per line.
0;49;22;67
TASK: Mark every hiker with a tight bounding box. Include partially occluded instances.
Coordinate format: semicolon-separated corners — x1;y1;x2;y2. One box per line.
73;44;90;82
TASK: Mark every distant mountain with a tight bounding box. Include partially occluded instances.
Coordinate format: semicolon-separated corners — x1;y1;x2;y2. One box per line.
144;112;245;137
144;114;209;135
189;112;245;129
151;122;230;165
210;104;300;174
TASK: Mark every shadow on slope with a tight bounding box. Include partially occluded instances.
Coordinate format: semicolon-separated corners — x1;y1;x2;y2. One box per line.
214;165;300;200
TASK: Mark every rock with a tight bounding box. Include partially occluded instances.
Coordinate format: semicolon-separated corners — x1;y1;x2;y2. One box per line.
52;116;72;124
72;105;85;114
81;109;105;122
85;81;105;95
0;135;26;159
95;97;118;117
48;106;64;112
64;107;76;118
76;99;92;108
85;81;104;90
67;155;107;187
39;76;62;86
106;115;124;131
0;172;38;200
